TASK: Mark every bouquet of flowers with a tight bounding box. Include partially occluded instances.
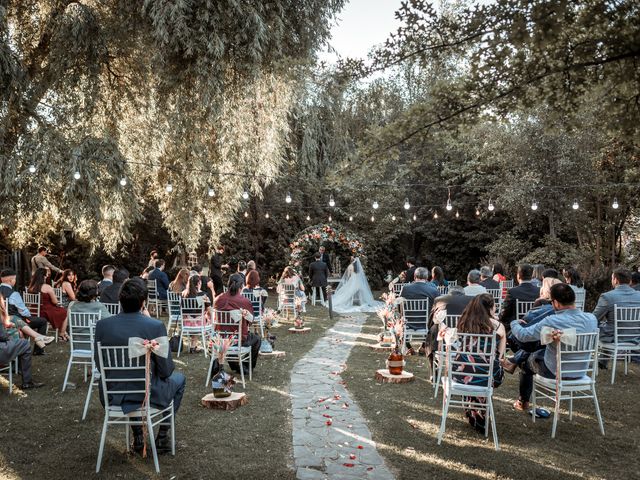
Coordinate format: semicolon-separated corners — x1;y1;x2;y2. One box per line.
208;334;236;398
294;315;305;329
387;317;405;352
209;334;233;363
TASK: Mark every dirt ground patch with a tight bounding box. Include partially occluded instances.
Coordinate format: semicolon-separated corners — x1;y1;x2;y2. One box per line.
343;313;640;480
0;301;338;480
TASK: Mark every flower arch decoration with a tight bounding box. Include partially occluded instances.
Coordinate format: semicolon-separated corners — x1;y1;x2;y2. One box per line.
288;224;366;268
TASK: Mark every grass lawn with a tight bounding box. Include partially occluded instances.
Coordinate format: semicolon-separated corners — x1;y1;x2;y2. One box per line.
0;301;338;479
343;312;640;480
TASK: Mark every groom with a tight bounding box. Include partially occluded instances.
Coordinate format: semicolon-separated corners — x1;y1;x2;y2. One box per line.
309;253;330;306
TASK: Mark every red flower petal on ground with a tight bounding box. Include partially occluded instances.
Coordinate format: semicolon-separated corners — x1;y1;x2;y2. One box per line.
357;445;364;449
322;414;332;418
325;420;332;426
343;463;354;467
349;454;356;460
367;467;374;471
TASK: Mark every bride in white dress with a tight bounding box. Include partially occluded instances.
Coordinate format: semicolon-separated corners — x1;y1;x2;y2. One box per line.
331;257;382;313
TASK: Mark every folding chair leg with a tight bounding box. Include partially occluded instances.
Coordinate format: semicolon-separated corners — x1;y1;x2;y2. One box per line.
82;373;95;420
238;358;246;388
205;356;214;387
148;415;160;473
551;399;561;438
125;422;130;452
437;393;450;445
592;388;605;436
610;350;617;384
177;330;184;357
249;353;253;381
624;353;628;375
96;416;109;473
201;330;208;359
531;387;537;423
171;408;176;456
569;392;574;421
62;358;73;392
488;399;499;450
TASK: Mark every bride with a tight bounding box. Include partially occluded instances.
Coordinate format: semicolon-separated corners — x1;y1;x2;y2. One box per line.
331;257;382;313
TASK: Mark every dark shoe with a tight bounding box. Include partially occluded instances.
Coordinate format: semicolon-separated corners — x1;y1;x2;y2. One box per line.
132;434;144;455
21;381;45;389
418;346;427;357
241;365;250;376
33;349;47;356
598;360;608;370
155;431;172;455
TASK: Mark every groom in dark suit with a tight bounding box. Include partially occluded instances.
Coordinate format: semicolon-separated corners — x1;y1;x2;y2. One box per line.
318;246;331;268
94;277;186;455
309;253;330;305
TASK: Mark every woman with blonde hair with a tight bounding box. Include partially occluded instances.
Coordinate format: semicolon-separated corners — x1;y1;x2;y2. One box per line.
169;268;190;293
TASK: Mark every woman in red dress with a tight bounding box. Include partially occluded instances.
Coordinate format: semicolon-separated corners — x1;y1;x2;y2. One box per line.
29;268;68;340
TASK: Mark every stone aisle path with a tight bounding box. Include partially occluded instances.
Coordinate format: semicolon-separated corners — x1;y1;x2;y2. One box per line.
290;313;395;480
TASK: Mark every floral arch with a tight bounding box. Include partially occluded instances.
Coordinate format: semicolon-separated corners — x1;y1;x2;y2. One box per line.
288;224;366;268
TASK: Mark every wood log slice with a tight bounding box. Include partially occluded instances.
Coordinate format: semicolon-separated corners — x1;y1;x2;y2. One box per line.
201;392;248;411
259;350;286;358
374;369;415;384
288;327;311;334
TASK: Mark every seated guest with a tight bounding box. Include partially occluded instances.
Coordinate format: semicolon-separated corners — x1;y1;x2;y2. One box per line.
97;265;115;295
463;269;487;297
29;268;68;341
213;276;260;375
181;274;211;354
502;277;562;374
498;263;540;330
140;266;154;280
277;266;306;311
100;269;129;305
542;268;560;279
480;266;499;290
1;269;50;355
243;270;268;306
531;264;545;287
148;259;169;300
401;267;439;355
510;283;598;412
247;260;257;272
593;268;640;366
94;277;186;454
388;271;407;291
148;249;159;268
452;293;505;432
430;266;447;287
191;265;214;303
1;293;55;352
424;286;473;367
0;294;45;389
68;280;113;320
236;261;248;285
492;263;506;284
169;268;190;294
632;272;640;291
54;269;77;308
562;266;584;291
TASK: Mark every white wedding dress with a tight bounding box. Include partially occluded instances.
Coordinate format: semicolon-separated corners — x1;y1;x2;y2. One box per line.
331;258;382;313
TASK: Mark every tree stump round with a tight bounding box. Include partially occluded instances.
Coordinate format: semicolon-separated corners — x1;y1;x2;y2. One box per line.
201;392;248;411
374;369;415;384
288;327;311;334
369;343;394;352
259;350;286;358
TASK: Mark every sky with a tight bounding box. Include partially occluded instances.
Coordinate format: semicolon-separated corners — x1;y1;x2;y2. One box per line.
319;0;404;64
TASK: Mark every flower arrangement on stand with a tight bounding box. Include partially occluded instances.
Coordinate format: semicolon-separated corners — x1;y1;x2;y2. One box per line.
209;334;235;398
386;316;406;375
377;292;401;347
261;308;281;352
294;297;305;329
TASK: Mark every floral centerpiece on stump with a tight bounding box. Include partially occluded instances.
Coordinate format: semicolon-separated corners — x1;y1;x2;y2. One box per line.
261;308;280;351
209;334;235;398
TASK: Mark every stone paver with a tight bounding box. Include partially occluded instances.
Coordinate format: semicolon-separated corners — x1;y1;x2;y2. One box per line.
290;314;395;480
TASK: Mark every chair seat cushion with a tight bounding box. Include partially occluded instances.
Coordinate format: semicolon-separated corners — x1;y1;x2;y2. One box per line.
535;374;591;386
72;349;93;357
444;380;491;394
107;405;164;417
227;346;251;354
599;341;640;349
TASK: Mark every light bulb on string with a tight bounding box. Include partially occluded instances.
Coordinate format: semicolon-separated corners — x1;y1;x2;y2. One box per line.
119;177;127;186
165;183;173;193
372;200;379;210
265;212;270;219
531;199;538;211
446;187;453;211
572;199;579;210
488;199;495;211
208;187;215;197
433;212;438;219
404;199;410;210
612;197;619;209
412;213;417;221
455;210;460;219
306;215;311;221
73;171;81;180
370;215;375;222
392;215;396;221
285;213;290;220
475;208;480;216
28;165;36;174
328;215;332;222
244;211;249;218
285;192;292;204
242;190;249;200
329;194;335;207
349;215;353;222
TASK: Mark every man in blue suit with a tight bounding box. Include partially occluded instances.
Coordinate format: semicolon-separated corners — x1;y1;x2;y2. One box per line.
147;259;170;300
95;277;186;454
401;267;439;355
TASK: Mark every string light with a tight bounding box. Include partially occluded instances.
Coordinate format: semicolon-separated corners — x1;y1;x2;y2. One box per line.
531;199;538;211
244;211;249;218
372;200;379;209
285;213;290;220
404;199;410;210
370;215;375;222
572;199;579;210
433;212;438;219
612;197;619;209
28;165;36;173
165;183;173;193
207;187;215;197
455;210;460;218
265;212;270;219
328;215;332;221
306;214;310;221
119;177;127;186
488;198;495;211
475;208;480;216
446;188;453;211
412;213;417;221
242;190;249;200
391;215;396;221
329;194;335;207
349;215;353;222
285;192;292;204
73;171;81;180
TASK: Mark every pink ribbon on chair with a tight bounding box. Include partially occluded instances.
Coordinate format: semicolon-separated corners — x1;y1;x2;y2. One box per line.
128;336;169;458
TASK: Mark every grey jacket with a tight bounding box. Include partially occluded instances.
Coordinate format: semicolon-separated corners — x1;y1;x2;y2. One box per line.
592;284;640;342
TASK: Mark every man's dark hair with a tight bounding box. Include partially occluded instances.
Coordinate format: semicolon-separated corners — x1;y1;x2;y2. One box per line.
228;275;244;295
0;269;17;278
631;272;640;285
101;264;116;276
77;280;99;302
238;260;247;271
550;283;576;306
542;268;559;279
38;246;47;253
119;277;148;313
517;263;534;281
613;268;632;285
154;259;165;269
150;250;157;257
406;257;416;265
113;268;129;284
192;264;203;273
314;253;321;260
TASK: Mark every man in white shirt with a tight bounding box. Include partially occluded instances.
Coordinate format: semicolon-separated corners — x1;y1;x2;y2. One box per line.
463;269;487;297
